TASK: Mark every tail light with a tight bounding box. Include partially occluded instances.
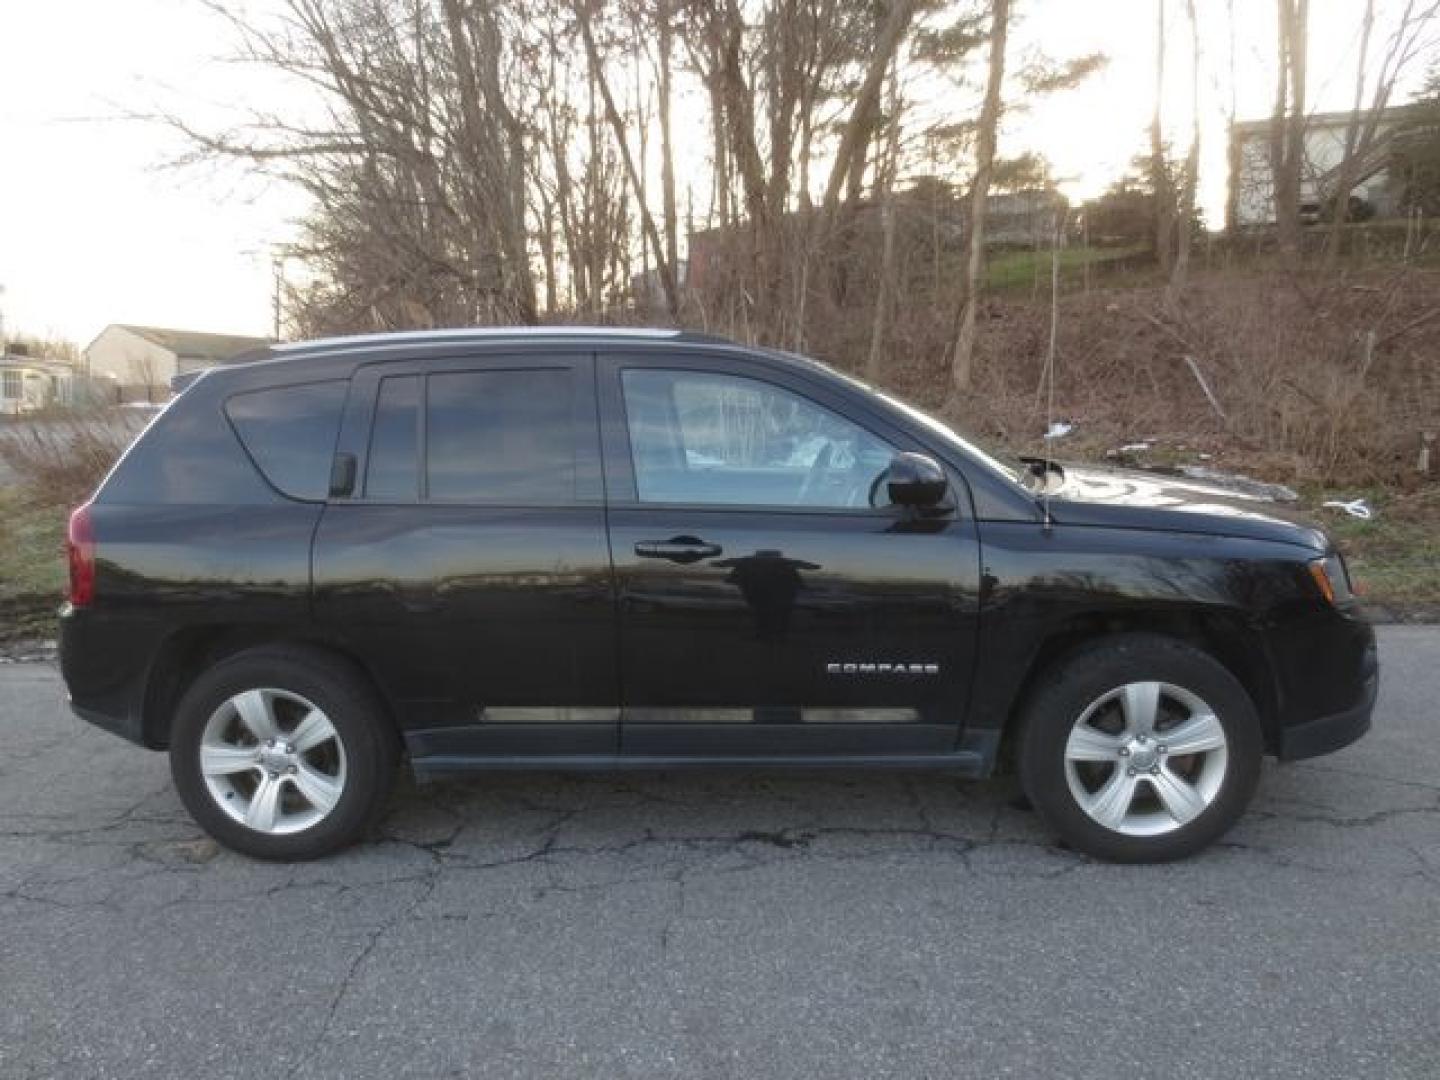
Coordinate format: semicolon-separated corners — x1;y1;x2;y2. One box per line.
66;503;96;607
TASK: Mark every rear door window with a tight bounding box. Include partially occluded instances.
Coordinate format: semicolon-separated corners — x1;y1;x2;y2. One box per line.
225;380;347;500
358;367;577;504
427;369;573;502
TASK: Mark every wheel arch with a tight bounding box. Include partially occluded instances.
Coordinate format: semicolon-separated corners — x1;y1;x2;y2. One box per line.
140;624;401;750
993;606;1282;772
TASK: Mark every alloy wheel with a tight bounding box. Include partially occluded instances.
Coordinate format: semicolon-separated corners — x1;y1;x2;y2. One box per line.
1062;680;1229;837
199;688;348;835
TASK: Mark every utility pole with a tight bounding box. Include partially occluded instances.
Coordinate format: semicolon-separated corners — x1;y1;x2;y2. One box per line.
271;256;284;341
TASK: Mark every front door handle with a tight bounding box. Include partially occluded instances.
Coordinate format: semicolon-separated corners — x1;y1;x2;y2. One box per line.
634;536;723;564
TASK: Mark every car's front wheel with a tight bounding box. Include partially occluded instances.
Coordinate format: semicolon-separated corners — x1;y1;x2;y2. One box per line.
1019;634;1262;862
169;645;398;860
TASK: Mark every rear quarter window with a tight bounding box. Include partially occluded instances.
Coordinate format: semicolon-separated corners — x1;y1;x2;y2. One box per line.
225;380;348;500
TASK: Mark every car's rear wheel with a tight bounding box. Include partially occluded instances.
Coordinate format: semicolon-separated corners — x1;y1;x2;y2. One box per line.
1018;634;1262;862
170;646;397;860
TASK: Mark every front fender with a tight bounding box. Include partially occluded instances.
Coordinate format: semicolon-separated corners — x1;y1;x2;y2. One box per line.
969;522;1332;756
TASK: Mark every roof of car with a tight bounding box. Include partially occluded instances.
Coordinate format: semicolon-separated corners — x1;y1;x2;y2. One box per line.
172;326;767;393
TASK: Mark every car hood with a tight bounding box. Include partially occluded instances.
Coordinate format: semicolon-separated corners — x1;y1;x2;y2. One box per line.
1043;463;1329;551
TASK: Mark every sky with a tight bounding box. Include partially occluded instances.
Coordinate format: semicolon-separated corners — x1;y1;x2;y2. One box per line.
0;0;1432;348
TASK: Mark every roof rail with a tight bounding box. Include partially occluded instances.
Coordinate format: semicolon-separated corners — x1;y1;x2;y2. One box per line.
272;326;697;354
671;330;738;346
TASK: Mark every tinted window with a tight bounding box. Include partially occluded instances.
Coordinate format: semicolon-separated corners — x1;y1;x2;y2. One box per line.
427;369;573;502
225;380;347;500
622;370;894;508
365;376;419;500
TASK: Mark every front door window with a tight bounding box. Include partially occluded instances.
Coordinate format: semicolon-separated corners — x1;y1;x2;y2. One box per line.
621;369;894;509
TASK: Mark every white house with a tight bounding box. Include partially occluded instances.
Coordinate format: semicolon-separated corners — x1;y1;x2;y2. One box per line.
0;352;80;416
1230;105;1424;227
83;324;271;402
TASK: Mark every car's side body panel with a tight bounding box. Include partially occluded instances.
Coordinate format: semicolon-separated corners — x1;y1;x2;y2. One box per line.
59;501;321;746
593;349;984;758
603;506;982;756
312;503;618;756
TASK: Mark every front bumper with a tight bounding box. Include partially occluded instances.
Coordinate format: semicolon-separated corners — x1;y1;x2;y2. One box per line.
1276;640;1378;761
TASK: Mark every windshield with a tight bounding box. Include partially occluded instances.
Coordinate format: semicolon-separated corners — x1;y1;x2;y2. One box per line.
871;389;1036;489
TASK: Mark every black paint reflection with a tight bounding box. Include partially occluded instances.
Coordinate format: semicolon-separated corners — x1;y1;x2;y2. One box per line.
713;549;822;639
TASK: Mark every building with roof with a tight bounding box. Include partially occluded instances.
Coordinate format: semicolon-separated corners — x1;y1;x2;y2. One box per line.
1229;104;1426;227
83;324;271;402
0;349;82;416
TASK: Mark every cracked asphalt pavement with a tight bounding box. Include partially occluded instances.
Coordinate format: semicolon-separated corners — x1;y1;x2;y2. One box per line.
1;626;1437;1079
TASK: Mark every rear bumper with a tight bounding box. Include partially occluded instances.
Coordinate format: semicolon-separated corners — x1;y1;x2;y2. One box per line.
59;604;153;748
1276;640;1378;761
70;699;147;746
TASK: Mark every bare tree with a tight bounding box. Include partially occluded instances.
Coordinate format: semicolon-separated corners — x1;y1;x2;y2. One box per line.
867;62;905;383
818;0;918;220
655;0;681;295
1324;0;1440;260
165;0;1088;368
1151;0;1175;273
1270;0;1309;259
1168;0;1201;301
948;0;1011;397
572;0;680;321
814;0;921;319
1224;0;1240;239
679;0;917;341
440;0;538;323
167;0;552;331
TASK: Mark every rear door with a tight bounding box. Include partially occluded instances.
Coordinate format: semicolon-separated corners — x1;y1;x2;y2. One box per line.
313;352;618;760
599;351;983;758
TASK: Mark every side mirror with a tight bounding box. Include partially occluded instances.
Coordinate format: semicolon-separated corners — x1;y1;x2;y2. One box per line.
886;452;948;508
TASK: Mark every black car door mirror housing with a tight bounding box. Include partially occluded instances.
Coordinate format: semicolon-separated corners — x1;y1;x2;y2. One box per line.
886;452;948;508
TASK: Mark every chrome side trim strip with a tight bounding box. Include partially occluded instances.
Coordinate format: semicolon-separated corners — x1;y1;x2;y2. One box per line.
802;708;919;725
479;707;620;725
623;708;754;725
477;706;922;725
622;707;920;725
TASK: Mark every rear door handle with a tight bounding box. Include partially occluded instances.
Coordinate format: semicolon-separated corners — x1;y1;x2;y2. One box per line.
634;536;723;564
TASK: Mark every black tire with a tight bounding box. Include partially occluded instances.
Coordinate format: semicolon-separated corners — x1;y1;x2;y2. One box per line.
169;645;398;861
1018;633;1262;863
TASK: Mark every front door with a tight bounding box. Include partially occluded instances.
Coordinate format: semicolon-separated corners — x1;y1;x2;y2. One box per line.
599;353;982;757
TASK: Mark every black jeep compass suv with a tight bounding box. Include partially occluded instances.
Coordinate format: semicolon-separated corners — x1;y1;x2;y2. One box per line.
59;328;1377;862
